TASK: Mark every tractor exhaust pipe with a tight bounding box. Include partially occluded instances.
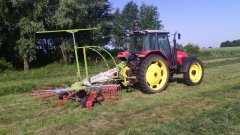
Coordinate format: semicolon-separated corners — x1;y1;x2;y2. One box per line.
173;32;181;68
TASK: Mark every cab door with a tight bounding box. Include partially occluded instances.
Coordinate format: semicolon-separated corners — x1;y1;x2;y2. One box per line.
157;34;171;58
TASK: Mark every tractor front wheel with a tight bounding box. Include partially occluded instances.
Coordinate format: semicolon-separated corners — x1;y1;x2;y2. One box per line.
139;54;170;94
184;58;204;85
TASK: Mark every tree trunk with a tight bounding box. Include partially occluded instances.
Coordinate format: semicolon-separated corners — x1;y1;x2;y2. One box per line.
23;58;29;71
60;38;68;64
60;45;68;64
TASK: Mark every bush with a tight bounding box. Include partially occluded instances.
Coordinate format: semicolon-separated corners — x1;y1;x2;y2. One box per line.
176;43;184;51
184;43;200;56
0;58;13;72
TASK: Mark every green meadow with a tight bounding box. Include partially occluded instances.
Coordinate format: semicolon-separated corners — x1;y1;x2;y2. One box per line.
0;47;240;135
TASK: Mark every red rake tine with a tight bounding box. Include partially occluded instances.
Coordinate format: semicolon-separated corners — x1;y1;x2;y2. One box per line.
36;93;58;99
31;90;46;96
86;91;97;109
31;89;54;95
42;86;55;90
55;92;75;109
55;98;68;109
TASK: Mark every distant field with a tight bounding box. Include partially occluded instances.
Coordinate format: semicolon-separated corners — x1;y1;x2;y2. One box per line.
0;48;240;134
201;46;240;51
199;47;240;60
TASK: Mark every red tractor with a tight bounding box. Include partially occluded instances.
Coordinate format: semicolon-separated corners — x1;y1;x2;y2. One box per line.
117;30;204;94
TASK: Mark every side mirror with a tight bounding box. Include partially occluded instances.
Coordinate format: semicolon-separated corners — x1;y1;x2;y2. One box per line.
178;33;181;40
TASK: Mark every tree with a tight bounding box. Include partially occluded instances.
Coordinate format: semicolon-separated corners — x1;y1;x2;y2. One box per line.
220;40;231;47
0;0;20;68
184;43;200;56
121;1;139;32
0;0;47;70
112;1;163;49
111;8;126;48
0;57;13;72
176;43;184;51
139;3;162;30
111;1;139;49
220;39;240;47
0;0;112;69
43;0;112;64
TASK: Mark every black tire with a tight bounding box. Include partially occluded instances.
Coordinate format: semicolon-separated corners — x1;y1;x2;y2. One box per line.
81;96;88;107
76;90;87;98
95;93;104;103
139;54;170;94
183;58;204;85
58;92;69;100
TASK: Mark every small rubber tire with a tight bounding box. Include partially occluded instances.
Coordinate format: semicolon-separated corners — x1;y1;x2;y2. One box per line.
183;58;204;85
95;93;105;103
139;54;170;94
58;92;69;100
81;96;88;107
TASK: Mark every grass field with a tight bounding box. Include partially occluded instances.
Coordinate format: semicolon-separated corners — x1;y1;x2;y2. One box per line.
0;48;240;135
199;47;240;60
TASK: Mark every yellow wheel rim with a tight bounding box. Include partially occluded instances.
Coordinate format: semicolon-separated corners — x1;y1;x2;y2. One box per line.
189;62;202;83
146;60;168;91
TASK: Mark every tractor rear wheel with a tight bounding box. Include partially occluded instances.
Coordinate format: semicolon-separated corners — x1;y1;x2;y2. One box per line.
184;58;204;85
139;54;170;94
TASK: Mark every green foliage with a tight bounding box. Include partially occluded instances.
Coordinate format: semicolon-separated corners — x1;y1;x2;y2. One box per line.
16;38;36;62
184;43;200;56
139;3;162;30
0;0;48;70
176;43;184;51
112;1;139;48
0;0;112;70
16;18;44;65
121;1;139;32
112;1;162;49
0;57;13;72
220;39;240;47
111;8;126;48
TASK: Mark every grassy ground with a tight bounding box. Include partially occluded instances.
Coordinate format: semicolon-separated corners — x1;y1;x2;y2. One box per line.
0;50;240;134
199;47;240;60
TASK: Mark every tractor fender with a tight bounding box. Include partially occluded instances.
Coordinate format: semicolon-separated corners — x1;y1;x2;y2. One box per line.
138;50;168;61
180;57;197;73
117;51;130;61
138;51;169;64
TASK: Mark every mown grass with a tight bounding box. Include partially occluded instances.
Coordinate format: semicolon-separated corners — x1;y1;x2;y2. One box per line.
128;100;240;135
0;50;240;134
0;60;111;96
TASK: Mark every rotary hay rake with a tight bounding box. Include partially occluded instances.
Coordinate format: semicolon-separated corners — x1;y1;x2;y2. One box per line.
32;29;123;109
31;83;121;109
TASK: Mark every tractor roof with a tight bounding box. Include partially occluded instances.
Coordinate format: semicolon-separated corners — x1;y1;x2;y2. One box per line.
132;30;169;35
142;30;169;34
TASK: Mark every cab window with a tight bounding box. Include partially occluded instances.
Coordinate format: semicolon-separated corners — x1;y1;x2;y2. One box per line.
149;34;156;50
157;34;171;56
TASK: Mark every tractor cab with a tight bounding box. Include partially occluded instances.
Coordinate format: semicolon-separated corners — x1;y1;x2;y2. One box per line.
118;30;191;68
118;30;183;67
129;30;171;58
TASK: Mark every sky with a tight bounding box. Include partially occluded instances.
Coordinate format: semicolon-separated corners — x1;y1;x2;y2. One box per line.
108;0;240;48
